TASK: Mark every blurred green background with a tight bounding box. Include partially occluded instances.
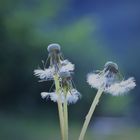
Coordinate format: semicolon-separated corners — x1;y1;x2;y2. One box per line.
0;0;140;140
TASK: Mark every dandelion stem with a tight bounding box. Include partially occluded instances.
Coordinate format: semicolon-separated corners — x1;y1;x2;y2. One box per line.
78;88;103;140
54;75;65;140
64;88;68;140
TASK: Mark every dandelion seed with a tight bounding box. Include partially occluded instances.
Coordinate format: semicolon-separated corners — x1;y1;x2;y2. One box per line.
34;67;54;81
60;60;75;72
67;89;81;104
87;73;103;89
41;92;50;99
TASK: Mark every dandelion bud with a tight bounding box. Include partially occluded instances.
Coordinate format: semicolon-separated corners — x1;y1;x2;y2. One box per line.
47;43;61;53
104;61;119;73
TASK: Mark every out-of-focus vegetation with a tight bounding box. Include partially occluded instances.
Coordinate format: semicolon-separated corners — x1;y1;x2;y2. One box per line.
0;0;140;140
1;114;140;140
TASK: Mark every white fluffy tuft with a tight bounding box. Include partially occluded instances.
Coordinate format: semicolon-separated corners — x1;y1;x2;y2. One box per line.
106;77;136;96
40;89;81;104
87;73;103;89
34;68;54;80
60;60;74;72
41;92;50;99
67;89;81;104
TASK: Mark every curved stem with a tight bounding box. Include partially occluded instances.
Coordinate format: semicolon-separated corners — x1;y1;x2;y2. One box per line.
78;88;103;140
54;75;65;140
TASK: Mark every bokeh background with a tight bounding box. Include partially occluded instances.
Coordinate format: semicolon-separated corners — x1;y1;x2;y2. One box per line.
0;0;140;140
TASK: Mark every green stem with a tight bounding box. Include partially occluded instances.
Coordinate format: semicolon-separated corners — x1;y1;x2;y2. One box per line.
64;88;68;140
54;75;65;140
78;88;103;140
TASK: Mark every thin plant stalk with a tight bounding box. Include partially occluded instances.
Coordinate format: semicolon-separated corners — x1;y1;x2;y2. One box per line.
54;75;65;140
78;88;104;140
64;88;68;140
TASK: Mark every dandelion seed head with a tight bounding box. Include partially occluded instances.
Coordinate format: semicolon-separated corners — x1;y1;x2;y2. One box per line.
87;61;136;95
47;43;61;53
41;89;81;104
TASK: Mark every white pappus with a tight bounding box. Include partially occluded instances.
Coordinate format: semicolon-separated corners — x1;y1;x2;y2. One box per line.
41;89;81;104
87;61;136;96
